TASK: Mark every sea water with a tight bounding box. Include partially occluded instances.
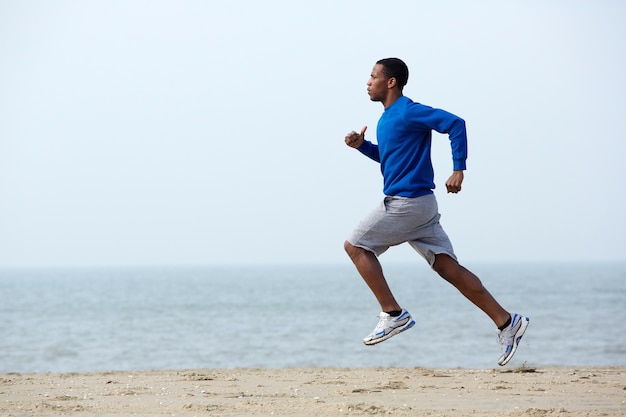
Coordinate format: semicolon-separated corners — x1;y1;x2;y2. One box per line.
0;262;624;373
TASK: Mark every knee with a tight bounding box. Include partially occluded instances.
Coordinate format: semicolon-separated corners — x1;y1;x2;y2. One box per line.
434;255;485;292
344;240;355;256
344;240;363;260
432;254;459;278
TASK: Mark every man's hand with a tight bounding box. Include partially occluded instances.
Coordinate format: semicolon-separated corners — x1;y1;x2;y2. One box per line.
345;126;367;148
445;170;464;193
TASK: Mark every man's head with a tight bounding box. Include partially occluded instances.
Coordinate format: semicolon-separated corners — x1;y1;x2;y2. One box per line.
367;58;409;106
376;58;409;90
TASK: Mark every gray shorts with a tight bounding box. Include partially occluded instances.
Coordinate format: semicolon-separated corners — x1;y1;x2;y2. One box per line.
347;194;456;266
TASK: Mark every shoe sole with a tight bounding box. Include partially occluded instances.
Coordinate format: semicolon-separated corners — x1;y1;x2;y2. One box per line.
498;316;529;366
363;319;415;346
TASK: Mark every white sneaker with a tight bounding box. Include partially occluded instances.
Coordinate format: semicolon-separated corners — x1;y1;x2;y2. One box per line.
363;309;415;346
497;313;529;366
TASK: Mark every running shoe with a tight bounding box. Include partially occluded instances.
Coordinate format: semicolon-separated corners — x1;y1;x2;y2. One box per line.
497;313;529;366
363;309;415;346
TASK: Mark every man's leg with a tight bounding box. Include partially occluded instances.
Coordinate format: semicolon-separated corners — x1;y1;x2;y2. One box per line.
344;241;400;312
433;253;530;365
345;240;415;345
432;253;510;328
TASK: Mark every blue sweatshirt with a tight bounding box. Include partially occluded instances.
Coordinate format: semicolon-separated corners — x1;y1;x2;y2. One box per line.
358;96;467;198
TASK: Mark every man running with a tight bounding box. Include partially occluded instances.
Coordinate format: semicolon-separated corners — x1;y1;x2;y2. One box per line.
344;57;528;366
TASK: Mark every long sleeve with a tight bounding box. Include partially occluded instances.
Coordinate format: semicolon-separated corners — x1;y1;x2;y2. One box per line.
411;107;468;171
357;140;380;163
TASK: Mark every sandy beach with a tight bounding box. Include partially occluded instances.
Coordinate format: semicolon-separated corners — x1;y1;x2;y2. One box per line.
1;366;624;416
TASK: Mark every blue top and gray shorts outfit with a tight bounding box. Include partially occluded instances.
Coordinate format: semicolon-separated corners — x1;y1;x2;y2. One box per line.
347;95;468;266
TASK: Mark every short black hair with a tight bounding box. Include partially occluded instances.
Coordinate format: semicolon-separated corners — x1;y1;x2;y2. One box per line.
376;58;409;90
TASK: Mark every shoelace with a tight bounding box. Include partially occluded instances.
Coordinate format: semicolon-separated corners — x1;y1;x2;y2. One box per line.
373;314;392;331
497;330;513;352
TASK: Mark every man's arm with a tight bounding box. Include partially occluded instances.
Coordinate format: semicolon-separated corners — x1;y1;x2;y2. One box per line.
442;115;466;193
345;126;380;163
411;105;468;172
411;106;467;192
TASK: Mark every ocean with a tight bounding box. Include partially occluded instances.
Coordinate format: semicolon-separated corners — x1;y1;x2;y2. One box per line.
1;262;624;373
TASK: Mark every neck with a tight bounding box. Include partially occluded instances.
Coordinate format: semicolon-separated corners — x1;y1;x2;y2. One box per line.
382;91;403;109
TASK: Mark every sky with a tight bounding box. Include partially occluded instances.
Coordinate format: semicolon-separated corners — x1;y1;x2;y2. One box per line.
1;1;625;268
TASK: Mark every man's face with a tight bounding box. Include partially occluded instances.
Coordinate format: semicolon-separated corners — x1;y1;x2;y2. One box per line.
367;64;389;102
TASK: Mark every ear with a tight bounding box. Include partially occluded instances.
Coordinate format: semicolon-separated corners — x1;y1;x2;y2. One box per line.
387;77;397;89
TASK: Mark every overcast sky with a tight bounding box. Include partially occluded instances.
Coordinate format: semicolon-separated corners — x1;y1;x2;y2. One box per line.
1;1;624;268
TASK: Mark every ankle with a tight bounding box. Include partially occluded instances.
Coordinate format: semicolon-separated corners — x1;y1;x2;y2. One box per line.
497;315;512;331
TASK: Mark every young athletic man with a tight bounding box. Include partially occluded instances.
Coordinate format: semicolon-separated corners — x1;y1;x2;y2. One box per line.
344;58;528;366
